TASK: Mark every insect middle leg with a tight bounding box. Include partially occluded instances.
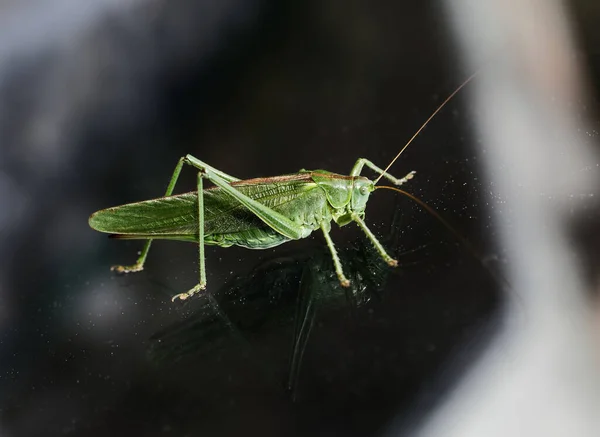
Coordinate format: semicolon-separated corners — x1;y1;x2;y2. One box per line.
350;158;415;186
320;222;351;287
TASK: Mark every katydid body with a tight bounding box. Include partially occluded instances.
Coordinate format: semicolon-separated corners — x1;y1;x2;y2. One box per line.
89;155;414;301
89;74;475;302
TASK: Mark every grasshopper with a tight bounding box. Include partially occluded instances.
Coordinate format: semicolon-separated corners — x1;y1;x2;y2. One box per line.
89;75;474;302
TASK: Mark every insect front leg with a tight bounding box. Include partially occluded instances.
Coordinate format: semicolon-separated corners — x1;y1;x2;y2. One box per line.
171;172;207;302
320;222;351;287
350;158;415;186
111;156;187;273
351;213;398;267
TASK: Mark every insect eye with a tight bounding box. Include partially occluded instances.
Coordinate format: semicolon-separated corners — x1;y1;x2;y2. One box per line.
359;186;368;195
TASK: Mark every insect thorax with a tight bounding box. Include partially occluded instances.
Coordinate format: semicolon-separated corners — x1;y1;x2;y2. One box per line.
310;172;374;227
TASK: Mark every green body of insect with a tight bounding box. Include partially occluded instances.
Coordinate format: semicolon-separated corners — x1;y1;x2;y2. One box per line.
89;155;415;301
89;74;476;302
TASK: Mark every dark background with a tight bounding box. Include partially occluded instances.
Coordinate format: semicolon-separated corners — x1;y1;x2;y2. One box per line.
0;1;598;436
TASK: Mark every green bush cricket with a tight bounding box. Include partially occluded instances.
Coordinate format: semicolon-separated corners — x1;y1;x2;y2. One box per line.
89;75;474;302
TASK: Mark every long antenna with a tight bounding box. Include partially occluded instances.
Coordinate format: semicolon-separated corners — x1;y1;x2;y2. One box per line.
376;185;510;289
374;71;479;185
375;185;481;259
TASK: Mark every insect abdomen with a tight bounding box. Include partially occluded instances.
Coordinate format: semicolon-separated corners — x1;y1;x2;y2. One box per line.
89;178;331;248
205;228;290;249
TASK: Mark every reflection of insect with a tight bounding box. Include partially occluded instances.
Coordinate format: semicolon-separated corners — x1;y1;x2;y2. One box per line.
148;204;412;397
88;75;475;302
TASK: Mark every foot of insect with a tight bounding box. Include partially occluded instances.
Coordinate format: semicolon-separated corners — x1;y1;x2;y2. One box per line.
111;263;144;273
171;283;206;302
395;171;416;186
378;250;398;267
110;240;152;274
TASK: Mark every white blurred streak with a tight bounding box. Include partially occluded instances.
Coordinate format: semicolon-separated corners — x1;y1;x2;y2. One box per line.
0;0;142;70
0;0;144;171
412;0;600;436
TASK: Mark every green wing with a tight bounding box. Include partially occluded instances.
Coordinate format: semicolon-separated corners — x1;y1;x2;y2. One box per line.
89;175;324;249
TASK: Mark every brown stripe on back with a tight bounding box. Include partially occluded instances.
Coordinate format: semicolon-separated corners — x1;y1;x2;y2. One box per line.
229;172;355;186
112;172;364;200
230;173;314;186
199;171;364;193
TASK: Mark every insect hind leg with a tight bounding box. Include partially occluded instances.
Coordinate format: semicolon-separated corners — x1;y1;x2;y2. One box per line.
111;155;240;276
184;154;240;183
350;158;415;186
172;172;207;302
171;156;305;302
111;156;187;274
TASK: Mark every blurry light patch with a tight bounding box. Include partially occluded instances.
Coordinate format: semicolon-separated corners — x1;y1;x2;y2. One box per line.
21;86;70;172
70;275;140;340
0;0;149;175
0;0;143;67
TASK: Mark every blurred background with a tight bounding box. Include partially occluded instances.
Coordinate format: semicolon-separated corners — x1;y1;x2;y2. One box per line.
0;1;599;436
